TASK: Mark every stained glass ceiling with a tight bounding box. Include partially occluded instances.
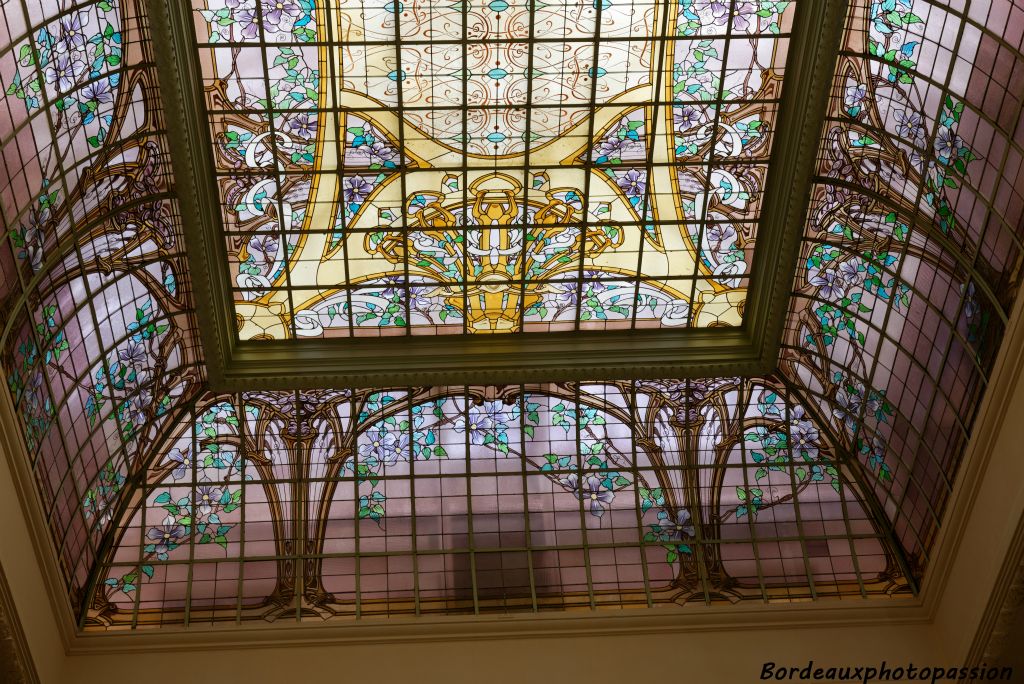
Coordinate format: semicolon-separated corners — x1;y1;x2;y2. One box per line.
193;0;794;339
1;0;1024;635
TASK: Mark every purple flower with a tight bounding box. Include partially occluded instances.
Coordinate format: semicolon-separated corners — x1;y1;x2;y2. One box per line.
694;0;756;32
375;276;404;299
358;427;410;466
658;508;695;540
55;11;90;54
729;1;756;32
584;278;613;297
616;169;647;198
284;113;316;141
117;341;147;365
674;105;702;132
44;53;87;93
833;387;861;430
789;406;819;460
893;109;923;141
166;447;192;480
594;135;639;162
146;516;187;558
708;1;730;21
705;223;737;250
261;0;302;30
343;175;375;204
407;285;434;310
453;402;505;445
248;234;279;263
81;78;113;104
838;258;861;285
15;211;46;271
579;475;615;517
195;485;223;517
809;270;846;300
844;83;867;109
934;127;963;164
962;282;980;324
233;9;261;40
368;140;397;166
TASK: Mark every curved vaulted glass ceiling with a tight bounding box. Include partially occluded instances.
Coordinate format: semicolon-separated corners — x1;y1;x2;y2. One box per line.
0;0;1022;630
200;0;790;338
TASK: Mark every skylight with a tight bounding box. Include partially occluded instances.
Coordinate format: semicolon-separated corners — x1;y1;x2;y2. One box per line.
2;0;1022;635
193;0;794;339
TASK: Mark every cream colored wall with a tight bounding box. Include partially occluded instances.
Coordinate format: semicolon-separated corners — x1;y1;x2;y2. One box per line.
58;626;939;684
927;302;1024;658
0;402;68;684
2;293;1022;684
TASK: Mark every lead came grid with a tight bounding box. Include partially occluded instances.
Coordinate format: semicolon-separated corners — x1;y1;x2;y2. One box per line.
1;0;1023;635
93;380;895;628
190;0;795;339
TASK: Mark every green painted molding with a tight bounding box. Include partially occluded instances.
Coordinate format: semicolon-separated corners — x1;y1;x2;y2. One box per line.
149;0;847;391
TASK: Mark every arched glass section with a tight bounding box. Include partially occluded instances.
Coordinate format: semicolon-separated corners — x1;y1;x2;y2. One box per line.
90;381;896;627
781;0;1024;573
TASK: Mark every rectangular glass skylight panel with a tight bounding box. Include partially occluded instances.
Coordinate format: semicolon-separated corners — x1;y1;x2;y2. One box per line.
191;0;796;339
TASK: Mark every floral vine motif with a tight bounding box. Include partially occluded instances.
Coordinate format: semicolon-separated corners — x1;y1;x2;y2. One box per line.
643;381;847;548
678;0;791;37
5;327;53;454
7;2;123;148
728;390;843;521
7;181;58;272
591;111;647;165
5;0;124;274
202;1;321;299
201;0;317;43
345;117;401;170
525;275;688;326
792;0;983;486
860;1;978;224
85;298;174;445
83;461;127;527
351;395;645;531
670;0;787;293
102;402;247;597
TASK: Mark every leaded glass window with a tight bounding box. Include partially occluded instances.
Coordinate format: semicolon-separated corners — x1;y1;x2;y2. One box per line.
1;0;1023;634
192;0;795;339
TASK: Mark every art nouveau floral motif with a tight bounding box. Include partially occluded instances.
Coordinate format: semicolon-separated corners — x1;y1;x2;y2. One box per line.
0;0;205;602
4;1;123;275
7;2;122;137
199;0;320;300
670;0;787;292
101;402;247;597
641;380;849;569
350;395;639;523
4;0;1022;627
591;111;648;165
95;380;857;607
789;0;982;495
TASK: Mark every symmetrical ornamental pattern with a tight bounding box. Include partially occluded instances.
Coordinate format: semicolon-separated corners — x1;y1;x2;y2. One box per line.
0;0;1022;630
91;380;898;626
196;0;792;338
